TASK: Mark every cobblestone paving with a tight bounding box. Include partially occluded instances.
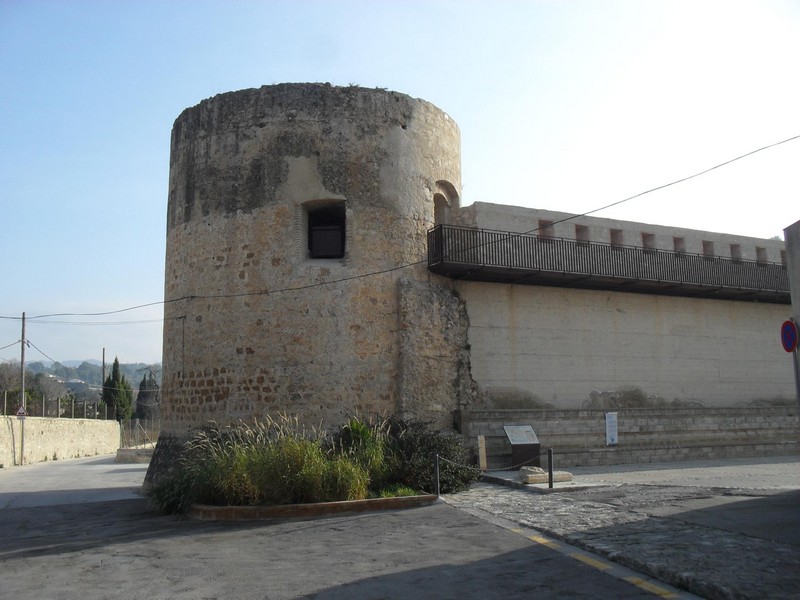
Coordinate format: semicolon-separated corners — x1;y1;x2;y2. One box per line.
444;482;800;600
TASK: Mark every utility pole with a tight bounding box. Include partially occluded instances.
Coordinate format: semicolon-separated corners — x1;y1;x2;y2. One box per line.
102;347;106;420
19;312;26;465
19;312;26;410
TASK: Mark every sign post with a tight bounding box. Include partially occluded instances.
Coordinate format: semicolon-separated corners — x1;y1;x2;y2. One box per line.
503;425;541;468
605;412;619;446
781;319;800;408
16;405;27;466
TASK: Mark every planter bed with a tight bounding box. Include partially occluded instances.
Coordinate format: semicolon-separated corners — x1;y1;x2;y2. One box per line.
187;494;440;521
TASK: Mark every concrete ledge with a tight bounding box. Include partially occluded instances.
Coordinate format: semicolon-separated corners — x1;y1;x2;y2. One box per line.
481;472;603;494
187;494;440;521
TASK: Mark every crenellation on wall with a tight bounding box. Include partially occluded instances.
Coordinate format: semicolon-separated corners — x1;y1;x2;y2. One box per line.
458;202;786;262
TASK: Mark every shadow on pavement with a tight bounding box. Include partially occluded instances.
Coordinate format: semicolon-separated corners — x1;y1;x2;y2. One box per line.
300;544;657;599
650;488;800;546
561;488;800;600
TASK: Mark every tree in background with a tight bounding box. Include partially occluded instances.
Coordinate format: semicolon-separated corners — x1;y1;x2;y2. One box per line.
102;357;133;421
135;370;160;420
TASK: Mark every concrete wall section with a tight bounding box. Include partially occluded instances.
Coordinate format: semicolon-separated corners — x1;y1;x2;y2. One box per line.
0;417;120;468
458;281;795;408
461;407;799;468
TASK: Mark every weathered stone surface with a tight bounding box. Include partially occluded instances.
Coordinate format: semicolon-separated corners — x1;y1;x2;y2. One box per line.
150;84;468;483
519;465;573;483
0;417;119;467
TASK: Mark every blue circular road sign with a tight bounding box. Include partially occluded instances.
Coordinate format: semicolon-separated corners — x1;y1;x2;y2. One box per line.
781;320;798;353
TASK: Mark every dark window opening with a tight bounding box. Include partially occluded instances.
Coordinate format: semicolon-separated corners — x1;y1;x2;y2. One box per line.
308;205;345;259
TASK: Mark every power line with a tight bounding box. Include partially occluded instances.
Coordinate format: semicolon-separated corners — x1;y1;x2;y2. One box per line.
26;318;164;326
1;133;797;321
0;340;20;351
26;340;60;365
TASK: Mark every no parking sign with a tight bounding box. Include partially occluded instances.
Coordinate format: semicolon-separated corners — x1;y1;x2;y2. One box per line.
781;320;798;353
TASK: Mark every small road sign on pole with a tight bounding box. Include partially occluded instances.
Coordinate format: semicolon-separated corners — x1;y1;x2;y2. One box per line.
782;319;800;409
16;405;28;418
781;320;798;353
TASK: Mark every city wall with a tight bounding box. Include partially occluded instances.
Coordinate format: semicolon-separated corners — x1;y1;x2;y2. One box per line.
460;406;799;468
0;417;120;468
458;281;795;408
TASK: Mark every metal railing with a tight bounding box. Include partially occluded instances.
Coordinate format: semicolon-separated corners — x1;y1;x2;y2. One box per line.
120;417;160;449
428;225;789;302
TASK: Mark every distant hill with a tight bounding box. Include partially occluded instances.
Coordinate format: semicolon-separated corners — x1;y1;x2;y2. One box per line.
26;361;161;388
61;359;102;368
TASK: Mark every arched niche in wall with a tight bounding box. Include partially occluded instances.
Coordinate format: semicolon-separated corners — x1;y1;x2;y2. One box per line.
433;180;459;226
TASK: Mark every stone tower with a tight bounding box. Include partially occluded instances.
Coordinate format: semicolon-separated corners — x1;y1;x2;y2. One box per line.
147;84;473;481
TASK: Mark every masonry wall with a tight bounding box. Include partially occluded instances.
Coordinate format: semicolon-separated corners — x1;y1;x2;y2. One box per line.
148;84;470;484
0;417;120;468
460;407;799;468
457;281;795;408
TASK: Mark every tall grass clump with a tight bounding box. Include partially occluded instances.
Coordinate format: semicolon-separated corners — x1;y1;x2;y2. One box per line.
148;416;369;514
147;413;479;514
332;415;394;493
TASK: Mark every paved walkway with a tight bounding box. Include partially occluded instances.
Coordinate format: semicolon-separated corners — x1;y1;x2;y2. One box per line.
1;455;798;598
444;456;800;599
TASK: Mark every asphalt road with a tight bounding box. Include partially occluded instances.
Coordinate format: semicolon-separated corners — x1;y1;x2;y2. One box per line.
3;454;798;599
0;455;698;600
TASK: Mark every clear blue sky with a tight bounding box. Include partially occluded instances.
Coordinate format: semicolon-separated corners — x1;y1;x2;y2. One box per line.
2;0;799;365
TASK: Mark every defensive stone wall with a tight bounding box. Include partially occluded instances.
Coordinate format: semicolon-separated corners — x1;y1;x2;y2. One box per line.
460;406;799;468
457;281;795;408
0;417;120;468
149;84;470;483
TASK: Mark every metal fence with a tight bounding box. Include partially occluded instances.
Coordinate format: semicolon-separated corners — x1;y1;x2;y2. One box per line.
1;391;111;419
428;225;789;300
1;391;160;435
119;417;160;449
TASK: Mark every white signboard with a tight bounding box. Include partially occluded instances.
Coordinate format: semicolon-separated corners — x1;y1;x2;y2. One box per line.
503;425;539;445
605;412;618;446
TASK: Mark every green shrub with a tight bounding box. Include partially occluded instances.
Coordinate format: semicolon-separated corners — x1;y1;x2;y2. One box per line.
372;483;420;498
333;415;393;492
384;416;480;494
147;414;479;514
323;455;370;501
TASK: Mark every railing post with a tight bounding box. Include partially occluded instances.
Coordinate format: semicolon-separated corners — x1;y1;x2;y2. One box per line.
434;453;440;497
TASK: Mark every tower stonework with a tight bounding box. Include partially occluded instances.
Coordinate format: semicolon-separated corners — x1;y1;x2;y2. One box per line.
147;84;472;482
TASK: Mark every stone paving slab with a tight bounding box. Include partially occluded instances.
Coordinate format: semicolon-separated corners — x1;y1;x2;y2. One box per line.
443;478;800;600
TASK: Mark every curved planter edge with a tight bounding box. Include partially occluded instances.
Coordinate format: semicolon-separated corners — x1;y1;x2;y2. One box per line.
187;494;440;521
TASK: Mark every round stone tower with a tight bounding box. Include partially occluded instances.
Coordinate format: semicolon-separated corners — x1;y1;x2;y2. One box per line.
147;84;472;481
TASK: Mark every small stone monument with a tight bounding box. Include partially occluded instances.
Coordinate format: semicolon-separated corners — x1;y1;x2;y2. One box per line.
519;466;574;484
